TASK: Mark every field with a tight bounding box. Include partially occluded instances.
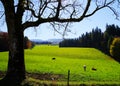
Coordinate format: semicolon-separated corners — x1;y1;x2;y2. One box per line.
0;45;120;85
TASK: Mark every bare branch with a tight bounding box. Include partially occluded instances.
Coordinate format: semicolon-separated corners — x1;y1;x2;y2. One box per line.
63;22;69;37
50;22;63;35
55;0;61;18
81;0;91;17
39;0;48;16
21;0;120;31
107;5;119;19
85;0;117;18
24;7;39;18
0;12;4;19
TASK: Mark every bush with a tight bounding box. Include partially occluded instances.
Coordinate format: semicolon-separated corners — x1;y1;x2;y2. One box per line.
110;37;120;62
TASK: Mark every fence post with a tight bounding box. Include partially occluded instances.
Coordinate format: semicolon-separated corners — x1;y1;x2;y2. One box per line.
67;70;70;86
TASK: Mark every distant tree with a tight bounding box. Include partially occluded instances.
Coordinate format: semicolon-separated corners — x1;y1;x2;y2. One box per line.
60;27;103;48
107;36;114;50
90;28;102;49
103;24;120;54
24;36;35;49
0;0;120;85
0;35;33;51
110;37;120;62
104;24;120;38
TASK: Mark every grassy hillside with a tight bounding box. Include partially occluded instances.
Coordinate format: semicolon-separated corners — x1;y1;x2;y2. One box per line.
0;45;120;83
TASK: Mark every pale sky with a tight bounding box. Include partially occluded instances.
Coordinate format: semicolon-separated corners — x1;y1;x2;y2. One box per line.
0;2;120;40
24;8;120;40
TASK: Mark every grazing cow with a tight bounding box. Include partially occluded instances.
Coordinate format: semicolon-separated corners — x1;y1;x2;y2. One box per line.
92;67;97;71
52;58;56;60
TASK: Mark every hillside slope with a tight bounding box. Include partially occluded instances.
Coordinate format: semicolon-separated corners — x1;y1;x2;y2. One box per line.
0;45;120;83
25;45;120;82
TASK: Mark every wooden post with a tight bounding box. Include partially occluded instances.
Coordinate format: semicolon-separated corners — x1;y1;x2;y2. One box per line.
67;70;70;86
83;65;86;71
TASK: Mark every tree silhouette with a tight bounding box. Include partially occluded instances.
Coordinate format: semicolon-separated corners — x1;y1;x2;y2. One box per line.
0;0;120;85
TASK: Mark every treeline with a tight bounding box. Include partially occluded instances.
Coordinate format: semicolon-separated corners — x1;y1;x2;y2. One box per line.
59;24;120;61
60;27;103;49
0;32;35;52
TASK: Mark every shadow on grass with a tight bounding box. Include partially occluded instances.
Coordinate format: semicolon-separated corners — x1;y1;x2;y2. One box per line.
0;77;23;86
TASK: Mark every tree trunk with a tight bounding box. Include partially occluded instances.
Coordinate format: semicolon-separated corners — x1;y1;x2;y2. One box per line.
8;30;25;78
1;27;26;85
1;27;26;86
0;0;26;85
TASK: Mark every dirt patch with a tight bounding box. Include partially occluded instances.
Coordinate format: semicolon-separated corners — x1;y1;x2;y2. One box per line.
26;72;64;81
0;71;64;81
0;71;6;78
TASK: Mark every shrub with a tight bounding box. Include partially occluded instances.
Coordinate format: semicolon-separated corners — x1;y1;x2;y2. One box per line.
110;37;120;62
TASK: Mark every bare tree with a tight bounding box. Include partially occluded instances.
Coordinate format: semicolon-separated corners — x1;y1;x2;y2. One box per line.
0;0;119;85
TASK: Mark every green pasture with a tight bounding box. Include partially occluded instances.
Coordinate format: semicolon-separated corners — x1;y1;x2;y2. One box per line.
0;45;120;83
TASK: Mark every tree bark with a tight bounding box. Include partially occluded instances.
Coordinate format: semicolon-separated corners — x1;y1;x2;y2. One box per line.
0;0;26;85
2;28;26;85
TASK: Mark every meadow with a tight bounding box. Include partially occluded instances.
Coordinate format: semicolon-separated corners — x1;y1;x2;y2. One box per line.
0;45;120;85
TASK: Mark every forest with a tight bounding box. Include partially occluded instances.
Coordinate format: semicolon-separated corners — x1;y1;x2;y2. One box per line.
0;32;34;52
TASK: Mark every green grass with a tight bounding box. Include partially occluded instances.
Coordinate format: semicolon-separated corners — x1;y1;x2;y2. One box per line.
22;78;120;86
0;52;8;71
0;45;120;84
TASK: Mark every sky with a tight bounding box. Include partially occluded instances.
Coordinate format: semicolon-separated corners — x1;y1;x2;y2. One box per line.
24;8;120;40
0;1;120;41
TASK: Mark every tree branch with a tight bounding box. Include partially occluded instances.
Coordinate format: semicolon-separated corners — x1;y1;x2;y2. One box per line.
55;0;61;18
87;0;119;19
81;0;91;17
24;7;39;18
0;12;4;19
22;0;119;30
107;6;119;19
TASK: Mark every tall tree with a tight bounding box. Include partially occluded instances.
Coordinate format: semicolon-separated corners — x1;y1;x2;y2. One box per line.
0;0;120;85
